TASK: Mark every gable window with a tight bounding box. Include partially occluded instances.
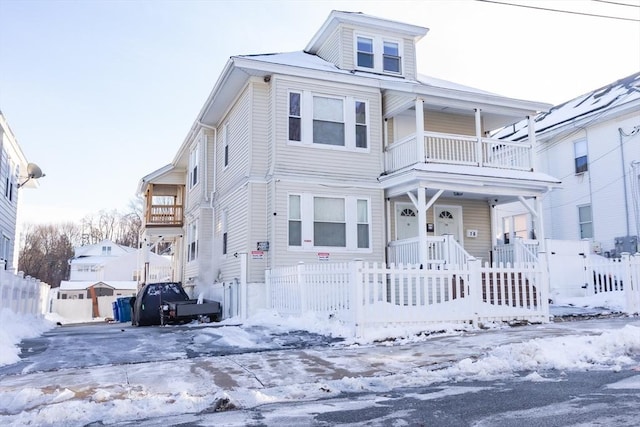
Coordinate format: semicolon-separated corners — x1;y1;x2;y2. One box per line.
288;194;371;251
383;41;400;73
101;246;111;256
288;195;302;246
288;92;301;142
313;96;344;146
578;205;593;239
574;139;588;174
288;91;368;151
356;36;374;69
187;220;198;262
189;144;199;189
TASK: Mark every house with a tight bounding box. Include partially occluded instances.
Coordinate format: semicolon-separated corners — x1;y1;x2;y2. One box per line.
494;72;640;258
51;239;172;319
138;11;560;320
0;110;41;272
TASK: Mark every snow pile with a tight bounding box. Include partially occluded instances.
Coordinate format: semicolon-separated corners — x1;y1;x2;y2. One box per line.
0;308;55;366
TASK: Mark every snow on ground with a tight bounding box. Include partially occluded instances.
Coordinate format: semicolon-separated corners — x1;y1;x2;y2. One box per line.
1;291;639;426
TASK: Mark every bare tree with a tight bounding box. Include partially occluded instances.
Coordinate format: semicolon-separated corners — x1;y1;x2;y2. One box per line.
18;224;74;287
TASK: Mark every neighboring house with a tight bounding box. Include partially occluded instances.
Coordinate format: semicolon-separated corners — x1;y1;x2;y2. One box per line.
138;11;559;299
69;238;172;283
495;72;640;258
52;238;172;319
0;110;40;272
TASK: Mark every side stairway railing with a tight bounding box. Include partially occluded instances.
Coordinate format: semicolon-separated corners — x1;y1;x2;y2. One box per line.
388;234;473;268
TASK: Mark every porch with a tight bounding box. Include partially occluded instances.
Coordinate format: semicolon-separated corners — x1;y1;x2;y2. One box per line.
385;131;534;173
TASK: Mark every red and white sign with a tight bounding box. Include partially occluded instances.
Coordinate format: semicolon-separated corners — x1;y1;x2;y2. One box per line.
251;250;264;260
317;252;330;261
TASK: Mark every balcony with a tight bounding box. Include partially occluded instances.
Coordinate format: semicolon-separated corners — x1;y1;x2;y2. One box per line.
385;131;533;174
143;184;184;228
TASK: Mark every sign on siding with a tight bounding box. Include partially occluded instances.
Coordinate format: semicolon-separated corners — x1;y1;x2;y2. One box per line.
317;252;330;261
251;251;264;260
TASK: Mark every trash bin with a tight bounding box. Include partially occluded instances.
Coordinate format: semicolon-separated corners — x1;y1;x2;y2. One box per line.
117;297;132;323
112;301;120;322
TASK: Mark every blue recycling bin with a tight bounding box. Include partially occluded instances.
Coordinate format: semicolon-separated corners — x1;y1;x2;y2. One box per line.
112;301;120;321
117;297;132;323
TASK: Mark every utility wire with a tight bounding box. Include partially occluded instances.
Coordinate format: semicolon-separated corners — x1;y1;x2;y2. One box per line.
476;0;640;22
592;0;640;8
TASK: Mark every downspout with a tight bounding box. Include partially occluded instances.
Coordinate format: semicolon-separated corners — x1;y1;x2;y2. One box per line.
619;127;631;237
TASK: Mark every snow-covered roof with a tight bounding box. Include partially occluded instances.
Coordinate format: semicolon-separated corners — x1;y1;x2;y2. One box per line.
59;280;138;291
494;72;640;141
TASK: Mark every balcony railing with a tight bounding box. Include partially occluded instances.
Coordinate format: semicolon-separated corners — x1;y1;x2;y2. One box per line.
145;204;183;227
385;131;533;173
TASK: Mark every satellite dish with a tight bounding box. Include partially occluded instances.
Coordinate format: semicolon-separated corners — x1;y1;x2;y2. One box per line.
27;163;44;179
17;163;45;188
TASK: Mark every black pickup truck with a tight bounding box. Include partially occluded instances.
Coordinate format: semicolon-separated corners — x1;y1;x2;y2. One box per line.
131;282;222;326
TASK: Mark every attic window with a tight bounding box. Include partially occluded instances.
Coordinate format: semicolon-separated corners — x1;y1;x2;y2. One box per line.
102;246;111;256
356;37;374;68
574;139;588;174
383;41;400;73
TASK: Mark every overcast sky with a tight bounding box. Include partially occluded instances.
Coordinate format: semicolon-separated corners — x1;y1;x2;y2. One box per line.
1;0;639;225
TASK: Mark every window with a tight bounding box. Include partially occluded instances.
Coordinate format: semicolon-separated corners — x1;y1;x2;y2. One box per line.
357;199;370;248
288;195;302;246
101;246;111;256
313;96;344;146
314;197;346;247
383;41;400;73
355;101;367;148
223;123;229;167
356;36;374;69
288;194;370;250
189;144;199;189
288;91;367;151
355;34;402;75
221;210;228;255
574;139;588;174
288;92;301;142
3;153;15;202
578;205;593;239
187;221;197;262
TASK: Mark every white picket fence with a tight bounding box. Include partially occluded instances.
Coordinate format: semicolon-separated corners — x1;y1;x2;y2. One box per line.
0;267;49;316
266;258;549;337
587;253;640;313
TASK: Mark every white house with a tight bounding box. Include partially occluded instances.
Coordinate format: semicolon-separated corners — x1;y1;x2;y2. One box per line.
0;110;42;272
138;11;560;323
495;72;640;258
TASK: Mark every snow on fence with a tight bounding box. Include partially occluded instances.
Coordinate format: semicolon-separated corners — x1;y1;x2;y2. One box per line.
0;265;49;316
266;258;549;337
587;253;640;313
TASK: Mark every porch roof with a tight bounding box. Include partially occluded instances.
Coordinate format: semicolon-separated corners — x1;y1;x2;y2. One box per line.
379;163;561;199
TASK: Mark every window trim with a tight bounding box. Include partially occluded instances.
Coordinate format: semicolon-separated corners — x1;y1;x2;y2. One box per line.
574;139;588;174
187;220;198;262
188;143;199;189
287;91;369;152
223;123;229;168
287;193;372;252
578;204;593;239
353;33;404;75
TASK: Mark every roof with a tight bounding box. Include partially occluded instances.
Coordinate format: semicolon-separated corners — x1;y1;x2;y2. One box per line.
494;72;640;141
59;281;138;291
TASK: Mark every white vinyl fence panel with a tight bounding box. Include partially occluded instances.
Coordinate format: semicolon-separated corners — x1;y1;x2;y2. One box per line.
0;267;49;316
267;258;550;337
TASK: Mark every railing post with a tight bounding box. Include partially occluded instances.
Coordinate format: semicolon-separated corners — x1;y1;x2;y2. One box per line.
298;262;306;314
265;269;271;310
415;98;425;162
621;253;634;314
475;108;483;166
537;251;550;322
527;115;537;171
240;253;248;320
350;261;365;338
467;257;481;326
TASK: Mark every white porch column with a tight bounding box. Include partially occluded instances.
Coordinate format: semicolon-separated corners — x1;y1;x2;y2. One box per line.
415;98;425;162
528;115;537;171
417;187;428;265
534;196;546;252
475;108;483;166
489;200;498;248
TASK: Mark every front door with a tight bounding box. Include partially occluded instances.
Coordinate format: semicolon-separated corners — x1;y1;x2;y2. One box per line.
434;205;463;243
396;203;418;240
